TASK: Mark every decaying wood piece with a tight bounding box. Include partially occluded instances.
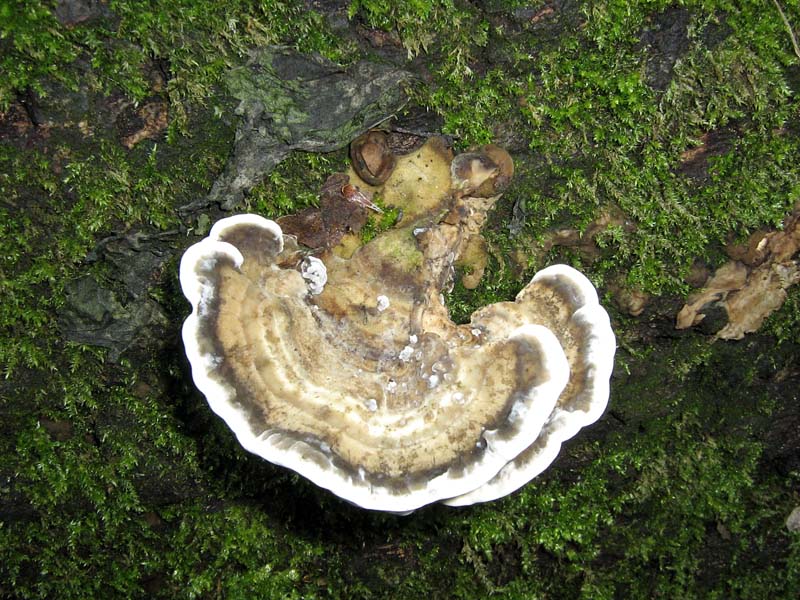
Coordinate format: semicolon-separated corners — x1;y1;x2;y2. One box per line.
677;204;800;339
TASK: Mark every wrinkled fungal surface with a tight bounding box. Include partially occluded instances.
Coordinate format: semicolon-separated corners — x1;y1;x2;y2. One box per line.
180;139;616;512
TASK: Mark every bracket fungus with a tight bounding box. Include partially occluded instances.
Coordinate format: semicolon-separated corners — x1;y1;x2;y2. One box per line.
180;138;616;512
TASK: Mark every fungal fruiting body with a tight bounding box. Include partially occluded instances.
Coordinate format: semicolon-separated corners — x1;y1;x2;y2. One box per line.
180;139;615;512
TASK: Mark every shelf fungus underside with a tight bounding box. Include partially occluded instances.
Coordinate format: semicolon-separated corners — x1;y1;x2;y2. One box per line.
180;140;616;512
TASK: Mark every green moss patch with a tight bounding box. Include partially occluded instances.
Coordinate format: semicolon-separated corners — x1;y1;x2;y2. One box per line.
2;0;799;598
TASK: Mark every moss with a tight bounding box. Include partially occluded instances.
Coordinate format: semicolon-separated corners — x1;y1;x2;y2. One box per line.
2;0;800;598
0;99;232;376
245;150;350;219
359;204;401;244
446;252;523;325
379;0;800;294
1;0;350;131
348;0;487;61
764;284;800;345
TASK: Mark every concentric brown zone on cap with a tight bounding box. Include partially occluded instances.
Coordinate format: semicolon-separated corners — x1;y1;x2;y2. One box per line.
473;274;600;415
188;236;559;487
215;222;284;262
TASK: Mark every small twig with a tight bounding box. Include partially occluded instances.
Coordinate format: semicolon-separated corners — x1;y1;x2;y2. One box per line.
389;125;460;140
772;0;800;60
178;197;214;215
365;112;398;130
87;229;179;261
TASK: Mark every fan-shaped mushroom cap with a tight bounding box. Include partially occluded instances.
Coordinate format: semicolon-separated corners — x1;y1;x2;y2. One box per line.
443;265;616;506
180;140;615;512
